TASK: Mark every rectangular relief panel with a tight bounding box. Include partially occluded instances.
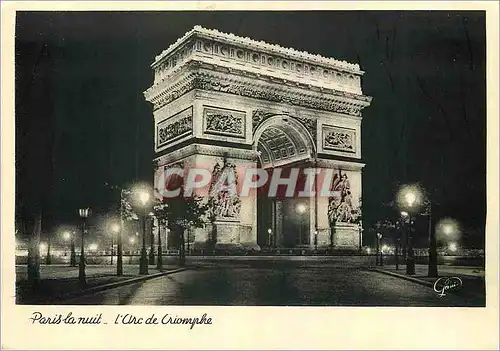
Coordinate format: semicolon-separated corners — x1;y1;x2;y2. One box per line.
202;105;246;139
156;106;193;149
322;125;357;154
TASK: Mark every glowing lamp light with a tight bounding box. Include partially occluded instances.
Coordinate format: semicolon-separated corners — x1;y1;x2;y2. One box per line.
436;218;461;240
139;191;150;206
366;247;371;254
63;231;71;241
401;211;409;217
397;184;423;211
110;223;120;233
448;242;458;252
129;237;136;244
405;192;417;207
443;224;453;236
296;203;307;214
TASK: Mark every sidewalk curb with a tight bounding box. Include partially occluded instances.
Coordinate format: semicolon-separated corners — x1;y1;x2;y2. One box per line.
28;268;188;304
367;267;434;288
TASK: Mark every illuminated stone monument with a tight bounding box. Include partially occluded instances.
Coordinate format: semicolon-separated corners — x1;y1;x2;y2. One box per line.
144;26;372;251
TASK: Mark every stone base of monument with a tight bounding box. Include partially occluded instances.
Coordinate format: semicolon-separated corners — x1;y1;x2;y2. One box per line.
190;222;261;253
330;223;362;251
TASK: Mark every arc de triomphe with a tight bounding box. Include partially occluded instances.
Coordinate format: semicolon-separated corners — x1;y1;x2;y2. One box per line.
144;26;372;252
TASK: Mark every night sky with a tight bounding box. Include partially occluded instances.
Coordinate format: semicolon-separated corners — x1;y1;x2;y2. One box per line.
15;11;486;244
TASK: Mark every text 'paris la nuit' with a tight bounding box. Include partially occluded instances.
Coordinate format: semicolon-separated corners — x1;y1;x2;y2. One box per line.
29;312;213;329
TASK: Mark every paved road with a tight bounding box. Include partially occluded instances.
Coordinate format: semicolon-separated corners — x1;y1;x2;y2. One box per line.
15;264;175;281
61;262;483;306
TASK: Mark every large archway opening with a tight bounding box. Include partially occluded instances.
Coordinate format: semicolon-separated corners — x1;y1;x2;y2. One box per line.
253;115;316;249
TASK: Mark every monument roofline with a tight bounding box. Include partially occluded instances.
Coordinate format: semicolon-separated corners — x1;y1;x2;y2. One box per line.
152;25;363;74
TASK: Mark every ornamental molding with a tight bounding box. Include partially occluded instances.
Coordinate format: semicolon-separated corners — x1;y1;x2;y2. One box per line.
252;110;317;145
145;67;371;117
154;144;259;166
251;109;275;131
153;26;362;74
315;158;365;171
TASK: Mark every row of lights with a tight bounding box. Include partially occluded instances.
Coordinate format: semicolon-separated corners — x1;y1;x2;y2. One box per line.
73;188;152;285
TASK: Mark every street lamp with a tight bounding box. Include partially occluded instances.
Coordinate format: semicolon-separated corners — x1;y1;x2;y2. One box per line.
314;230;318;252
267;228;272;248
148;212;155;265
399;184;439;277
137;190;150;275
110;223;120;266
397;186;422;275
63;231;77;267
376;233;383;266
436;218;461;257
296;203;307;248
78;207;91;286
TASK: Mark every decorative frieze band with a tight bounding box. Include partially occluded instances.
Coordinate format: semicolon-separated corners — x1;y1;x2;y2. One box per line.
145;70;370;117
203;106;246;139
322;125;356;153
154;26;361;72
151;26;363;89
156;106;193;148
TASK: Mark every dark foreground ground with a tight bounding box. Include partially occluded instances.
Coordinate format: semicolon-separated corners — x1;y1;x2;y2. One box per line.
45;258;485;307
